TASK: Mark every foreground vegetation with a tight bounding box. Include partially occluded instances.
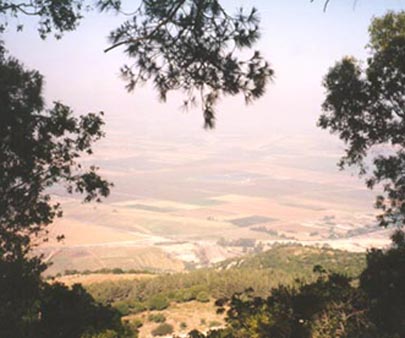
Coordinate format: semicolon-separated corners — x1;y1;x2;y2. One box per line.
55;244;363;336
192;232;405;338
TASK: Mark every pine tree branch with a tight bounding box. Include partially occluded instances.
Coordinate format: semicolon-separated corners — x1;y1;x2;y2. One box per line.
104;0;186;53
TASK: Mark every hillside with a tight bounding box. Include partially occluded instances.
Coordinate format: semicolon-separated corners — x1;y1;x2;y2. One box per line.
215;243;365;277
59;244;365;337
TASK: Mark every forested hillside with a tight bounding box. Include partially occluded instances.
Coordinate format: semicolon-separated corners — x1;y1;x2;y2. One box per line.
61;245;365;336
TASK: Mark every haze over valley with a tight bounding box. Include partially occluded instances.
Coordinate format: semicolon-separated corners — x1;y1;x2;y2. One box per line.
40;126;390;275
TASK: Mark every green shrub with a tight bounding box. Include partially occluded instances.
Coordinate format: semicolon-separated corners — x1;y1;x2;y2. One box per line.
127;300;146;314
148;295;169;311
179;290;195;302
180;322;187;330
113;301;130;316
151;323;174;336
131;318;143;329
81;329;119;338
209;321;222;328
196;291;209;303
148;313;166;323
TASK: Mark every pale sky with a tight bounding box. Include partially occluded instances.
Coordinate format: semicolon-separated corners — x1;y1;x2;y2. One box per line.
4;0;405;137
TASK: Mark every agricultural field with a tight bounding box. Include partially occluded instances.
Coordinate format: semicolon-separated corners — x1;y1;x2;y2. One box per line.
38;131;391;275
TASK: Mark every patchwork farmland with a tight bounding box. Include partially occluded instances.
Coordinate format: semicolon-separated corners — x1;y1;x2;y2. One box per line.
39;131;390;275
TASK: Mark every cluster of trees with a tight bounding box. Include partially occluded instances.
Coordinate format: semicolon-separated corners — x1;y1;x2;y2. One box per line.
0;3;120;336
217;237;257;248
318;11;405;229
57;267;153;277
0;271;135;337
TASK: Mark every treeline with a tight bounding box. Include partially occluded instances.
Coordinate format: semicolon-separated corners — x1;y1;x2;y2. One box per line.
84;245;364;317
55;268;155;277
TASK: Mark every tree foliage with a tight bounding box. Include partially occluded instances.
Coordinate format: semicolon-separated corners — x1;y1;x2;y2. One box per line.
360;230;405;336
318;11;405;228
0;1;114;335
106;0;273;128
0;264;132;338
151;323;174;337
0;0;84;38
209;274;371;338
0;47;111;259
1;0;273;128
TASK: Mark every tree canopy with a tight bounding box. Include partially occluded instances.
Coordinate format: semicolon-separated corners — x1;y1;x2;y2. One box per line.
0;0;83;38
0;47;111;260
0;2;115;335
1;0;273;128
106;0;273;128
318;11;405;228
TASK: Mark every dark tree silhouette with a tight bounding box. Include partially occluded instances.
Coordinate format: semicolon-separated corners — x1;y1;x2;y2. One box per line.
105;0;273;128
0;43;119;338
0;0;84;38
199;274;372;338
0;270;132;337
0;254;44;337
36;283;126;338
1;0;273;128
360;230;405;336
319;11;405;228
0;5;113;335
0;47;111;260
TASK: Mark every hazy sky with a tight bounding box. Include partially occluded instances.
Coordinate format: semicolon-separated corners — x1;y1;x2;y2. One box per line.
4;0;405;137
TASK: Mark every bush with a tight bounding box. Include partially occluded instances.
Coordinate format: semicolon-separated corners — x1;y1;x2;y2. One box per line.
148;313;166;323
128;300;146;314
180;322;187;330
113;301;130;316
151;323;173;336
130;318;143;329
196;291;209;303
81;330;119;338
209;321;221;328
175;290;195;303
148;295;169;311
